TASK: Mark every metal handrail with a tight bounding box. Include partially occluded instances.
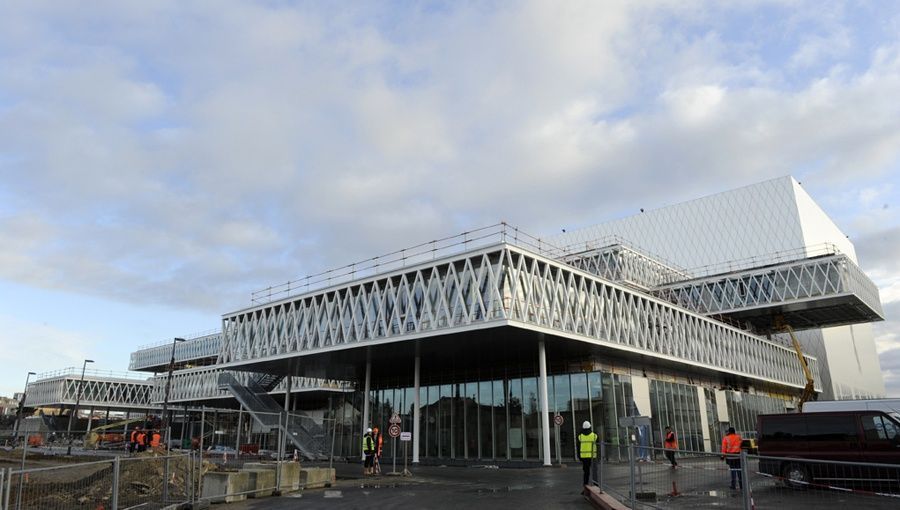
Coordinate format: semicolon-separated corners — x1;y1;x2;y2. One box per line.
33;367;152;382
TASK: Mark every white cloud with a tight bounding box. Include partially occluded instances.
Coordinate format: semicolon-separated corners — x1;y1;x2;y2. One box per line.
0;1;897;354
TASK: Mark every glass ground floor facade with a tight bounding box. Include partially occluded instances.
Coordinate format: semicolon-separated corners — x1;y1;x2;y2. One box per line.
326;367;792;462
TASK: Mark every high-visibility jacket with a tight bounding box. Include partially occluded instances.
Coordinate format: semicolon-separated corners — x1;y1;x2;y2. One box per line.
721;433;742;454
578;432;598;459
150;432;161;448
664;431;678;449
362;435;375;454
130;430;139;443
137;432;147;446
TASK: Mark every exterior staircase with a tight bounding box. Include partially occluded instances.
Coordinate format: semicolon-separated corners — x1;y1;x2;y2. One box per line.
217;372;328;460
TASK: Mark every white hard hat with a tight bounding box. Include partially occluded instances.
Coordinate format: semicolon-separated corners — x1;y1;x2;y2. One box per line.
582;421;591;429
366;427;373;433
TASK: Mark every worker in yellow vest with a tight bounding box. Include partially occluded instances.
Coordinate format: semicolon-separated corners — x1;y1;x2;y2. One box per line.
577;421;598;486
362;428;376;476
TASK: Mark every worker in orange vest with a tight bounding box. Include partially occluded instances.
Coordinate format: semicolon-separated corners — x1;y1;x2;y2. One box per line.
150;430;161;449
721;427;743;490
137;430;147;453
129;427;141;454
663;426;678;468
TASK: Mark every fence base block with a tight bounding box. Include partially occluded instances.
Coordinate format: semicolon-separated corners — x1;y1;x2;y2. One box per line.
241;468;276;498
201;471;250;503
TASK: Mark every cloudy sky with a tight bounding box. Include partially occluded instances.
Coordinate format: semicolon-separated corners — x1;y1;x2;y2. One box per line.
1;1;898;397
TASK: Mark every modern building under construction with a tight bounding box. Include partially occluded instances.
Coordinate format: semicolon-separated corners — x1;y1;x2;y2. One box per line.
24;176;887;465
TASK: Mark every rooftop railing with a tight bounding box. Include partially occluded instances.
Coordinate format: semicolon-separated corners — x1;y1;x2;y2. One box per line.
135;328;221;351
34;367;152;382
250;222;574;305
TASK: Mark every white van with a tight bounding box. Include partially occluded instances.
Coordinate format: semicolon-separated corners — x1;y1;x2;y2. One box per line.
804;399;900;417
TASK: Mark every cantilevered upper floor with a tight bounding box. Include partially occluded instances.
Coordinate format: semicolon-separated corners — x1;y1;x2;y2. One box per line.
219;227;822;393
651;244;884;333
129;331;222;372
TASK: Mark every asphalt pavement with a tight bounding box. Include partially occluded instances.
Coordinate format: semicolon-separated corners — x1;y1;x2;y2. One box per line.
227;457;900;510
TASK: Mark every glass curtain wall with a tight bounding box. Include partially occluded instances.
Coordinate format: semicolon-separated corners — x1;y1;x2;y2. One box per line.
346;370;642;462
648;380;704;452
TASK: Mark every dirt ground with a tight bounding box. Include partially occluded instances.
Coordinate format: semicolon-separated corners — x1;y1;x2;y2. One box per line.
0;448;211;509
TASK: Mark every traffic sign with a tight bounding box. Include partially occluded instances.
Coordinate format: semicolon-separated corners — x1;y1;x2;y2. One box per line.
553;414;564;426
388;424;401;438
389;413;402;425
400;431;412;441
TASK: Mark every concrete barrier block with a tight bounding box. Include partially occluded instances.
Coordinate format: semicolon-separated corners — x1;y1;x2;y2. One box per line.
279;461;301;492
202;471;250;503
299;467;335;489
241;468;276;498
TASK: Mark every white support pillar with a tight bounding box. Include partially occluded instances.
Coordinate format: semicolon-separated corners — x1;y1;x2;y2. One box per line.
538;340;552;467
362;358;371;461
412;351;421;464
697;387;711;452
86;407;95;434
235;407;243;454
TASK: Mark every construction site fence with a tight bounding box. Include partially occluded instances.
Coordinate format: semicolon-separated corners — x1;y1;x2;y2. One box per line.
0;453;193;510
592;442;900;509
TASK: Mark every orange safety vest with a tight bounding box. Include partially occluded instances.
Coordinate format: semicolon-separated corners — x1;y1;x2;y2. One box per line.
721;433;742;454
138;432;147;446
130;430;139;443
150;432;161;448
664;431;678;449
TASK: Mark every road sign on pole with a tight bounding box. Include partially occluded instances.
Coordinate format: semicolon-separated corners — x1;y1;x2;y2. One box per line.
388;424;401;438
400;432;412;441
554;414;564;426
389;413;401;425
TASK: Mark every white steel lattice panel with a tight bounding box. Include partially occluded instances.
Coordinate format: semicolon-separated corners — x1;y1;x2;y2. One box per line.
564;244;689;290
25;376;155;409
221;243;820;390
130;333;223;371
652;254;883;319
156;367;353;404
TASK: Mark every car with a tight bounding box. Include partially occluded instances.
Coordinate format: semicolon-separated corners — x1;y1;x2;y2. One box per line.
205;445;238;456
757;411;900;488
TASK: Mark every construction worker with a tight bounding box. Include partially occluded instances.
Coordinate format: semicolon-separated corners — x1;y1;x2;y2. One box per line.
664;426;678;468
372;426;383;475
150;430;161;449
137;429;147;453
577;421;598;486
721;427;743;489
129;426;141;454
362;428;376;476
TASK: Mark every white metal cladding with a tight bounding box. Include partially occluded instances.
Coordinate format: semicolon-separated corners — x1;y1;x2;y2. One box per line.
652;253;884;319
153;366;353;404
563;244;689;290
129;333;223;371
24;376;154;409
220;243;820;390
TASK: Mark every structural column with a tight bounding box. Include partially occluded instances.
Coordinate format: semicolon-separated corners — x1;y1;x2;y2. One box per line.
538;339;552;467
361;357;371;461
412;349;421;464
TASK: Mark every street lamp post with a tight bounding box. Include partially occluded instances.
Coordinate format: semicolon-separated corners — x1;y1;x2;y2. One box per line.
161;338;185;449
66;359;94;456
14;371;36;444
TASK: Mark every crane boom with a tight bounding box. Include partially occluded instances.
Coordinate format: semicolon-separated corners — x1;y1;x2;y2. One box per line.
774;317;816;411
